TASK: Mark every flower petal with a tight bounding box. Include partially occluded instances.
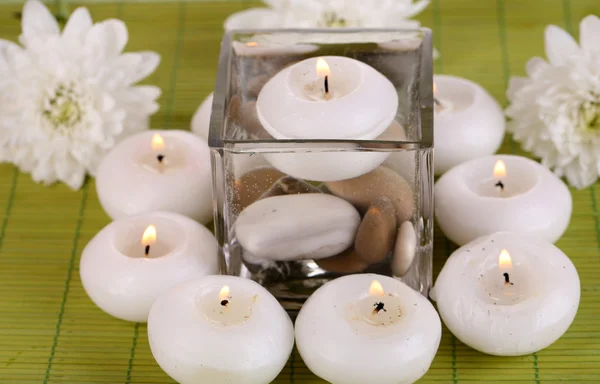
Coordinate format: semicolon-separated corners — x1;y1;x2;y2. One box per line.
262;0;287;9
545;25;580;66
224;8;282;30
129;52;160;84
579;15;600;54
506;76;528;100
62;7;93;46
525;57;548;76
85;19;128;60
19;0;60;47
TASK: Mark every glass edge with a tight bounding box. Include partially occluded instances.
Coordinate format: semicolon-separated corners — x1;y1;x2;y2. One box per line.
419;28;434;147
208;31;232;150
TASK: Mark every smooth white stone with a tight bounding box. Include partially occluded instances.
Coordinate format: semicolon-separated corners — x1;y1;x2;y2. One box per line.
393;221;417;276
235;193;360;261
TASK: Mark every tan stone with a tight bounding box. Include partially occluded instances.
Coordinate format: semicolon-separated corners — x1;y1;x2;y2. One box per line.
326;166;414;222
233;168;285;210
316;249;369;274
354;197;397;264
260;176;321;199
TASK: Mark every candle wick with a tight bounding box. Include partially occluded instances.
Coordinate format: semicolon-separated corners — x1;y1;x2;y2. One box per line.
434;97;442;106
144;245;150;257
495;180;505;191
372;302;387;315
220;299;229;307
503;272;513;285
157;154;164;163
324;75;329;95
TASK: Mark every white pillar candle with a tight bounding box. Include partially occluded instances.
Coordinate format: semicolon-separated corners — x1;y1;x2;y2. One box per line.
148;275;294;384
435;154;572;245
256;56;399;181
431;232;580;356
96;130;213;224
80;212;219;322
434;75;505;175
295;274;441;384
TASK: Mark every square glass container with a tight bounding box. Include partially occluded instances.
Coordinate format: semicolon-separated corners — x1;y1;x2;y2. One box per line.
209;29;433;311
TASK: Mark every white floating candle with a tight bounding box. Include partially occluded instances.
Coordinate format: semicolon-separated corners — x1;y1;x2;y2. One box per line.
96;130;213;224
434;75;505;175
256;56;399;181
232;40;318;56
80;212;219;322
148;275;294;384
431;232;580;356
435;155;572;245
295;274;441;384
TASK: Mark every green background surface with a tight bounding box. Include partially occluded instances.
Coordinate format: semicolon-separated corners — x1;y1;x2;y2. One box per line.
1;0;599;383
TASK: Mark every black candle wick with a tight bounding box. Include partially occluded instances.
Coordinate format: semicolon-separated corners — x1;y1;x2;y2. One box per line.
495;180;505;190
157;154;165;163
503;272;513;285
373;302;387;314
324;75;329;94
144;245;150;256
220;299;229;307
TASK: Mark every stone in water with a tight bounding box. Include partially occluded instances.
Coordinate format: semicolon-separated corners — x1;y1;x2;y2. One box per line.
233;167;285;211
316;249;369;274
326;166;414;223
392;221;417;276
235;193;361;261
260;176;321;199
354;197;397;264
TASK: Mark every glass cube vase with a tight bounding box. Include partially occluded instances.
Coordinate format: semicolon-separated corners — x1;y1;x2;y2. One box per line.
209;29;434;311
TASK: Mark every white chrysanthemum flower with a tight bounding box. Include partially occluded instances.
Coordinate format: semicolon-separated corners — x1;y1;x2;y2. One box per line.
0;0;160;190
224;0;428;30
506;15;600;189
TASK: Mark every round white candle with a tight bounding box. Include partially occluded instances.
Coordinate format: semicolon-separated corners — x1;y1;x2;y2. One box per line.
191;92;213;141
256;56;399;181
435;155;572;245
295;274;441;384
434;75;505;175
431;232;580;356
80;211;219;322
148;275;294;384
96;130;213;224
232;40;318;56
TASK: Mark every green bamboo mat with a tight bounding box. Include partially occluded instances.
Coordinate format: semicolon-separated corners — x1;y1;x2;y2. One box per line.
0;1;599;383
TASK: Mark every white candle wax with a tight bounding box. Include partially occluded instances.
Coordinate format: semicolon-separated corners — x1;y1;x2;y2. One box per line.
431;232;580;356
96;130;213;224
295;274;441;384
435;155;572;245
232;40;318;56
191;92;214;141
256;56;399;181
148;275;294;384
434;75;505;175
80;211;219;322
